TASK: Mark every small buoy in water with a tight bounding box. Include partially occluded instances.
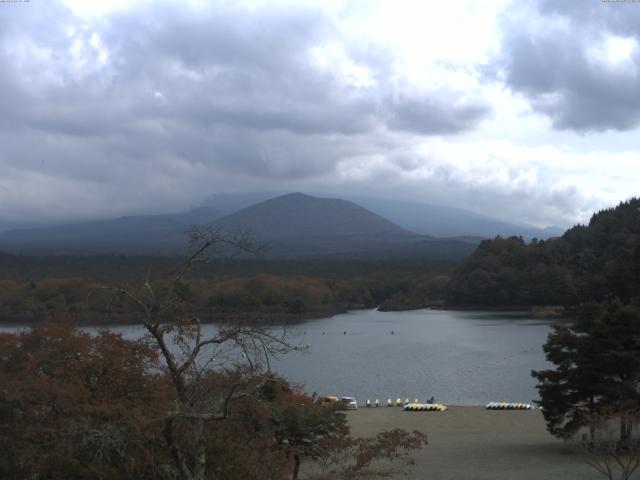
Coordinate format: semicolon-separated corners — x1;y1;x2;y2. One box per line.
322;331;325;335
344;331;347;335
391;331;394;335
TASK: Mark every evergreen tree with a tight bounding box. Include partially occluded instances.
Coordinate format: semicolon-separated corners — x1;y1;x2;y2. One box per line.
451;197;640;307
533;299;640;441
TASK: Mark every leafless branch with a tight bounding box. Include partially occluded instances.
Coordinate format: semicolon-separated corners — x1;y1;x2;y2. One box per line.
579;412;640;480
86;225;298;480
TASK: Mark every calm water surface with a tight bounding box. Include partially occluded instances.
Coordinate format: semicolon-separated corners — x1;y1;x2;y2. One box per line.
270;308;559;405
1;308;561;405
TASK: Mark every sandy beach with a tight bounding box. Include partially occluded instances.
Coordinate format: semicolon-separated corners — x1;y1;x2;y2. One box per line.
345;406;613;480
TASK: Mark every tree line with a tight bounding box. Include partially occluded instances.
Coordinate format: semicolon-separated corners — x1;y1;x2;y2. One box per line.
0;263;453;325
449;198;640;307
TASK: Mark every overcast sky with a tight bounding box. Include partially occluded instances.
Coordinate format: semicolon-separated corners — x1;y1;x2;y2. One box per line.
1;0;639;229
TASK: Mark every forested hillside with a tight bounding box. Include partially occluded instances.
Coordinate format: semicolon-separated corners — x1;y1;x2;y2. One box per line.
449;198;640;306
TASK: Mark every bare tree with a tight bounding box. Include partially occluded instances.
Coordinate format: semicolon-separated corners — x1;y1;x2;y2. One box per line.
92;226;300;480
580;412;640;480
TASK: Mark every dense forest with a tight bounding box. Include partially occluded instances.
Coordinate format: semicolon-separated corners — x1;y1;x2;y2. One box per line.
449;198;640;307
0;255;453;324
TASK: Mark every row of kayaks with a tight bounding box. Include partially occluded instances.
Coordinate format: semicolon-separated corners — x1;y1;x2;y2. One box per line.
365;399;447;411
362;399;536;411
366;398;424;407
486;402;535;410
404;403;448;412
404;401;534;412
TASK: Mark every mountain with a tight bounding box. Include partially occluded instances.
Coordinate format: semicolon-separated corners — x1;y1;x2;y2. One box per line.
1;192;565;255
211;193;475;259
201;192;566;239
210;192;411;258
0;193;477;260
215;193;411;240
0;207;222;254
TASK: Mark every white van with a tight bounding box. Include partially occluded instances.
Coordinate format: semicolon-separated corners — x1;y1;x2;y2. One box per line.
340;396;358;410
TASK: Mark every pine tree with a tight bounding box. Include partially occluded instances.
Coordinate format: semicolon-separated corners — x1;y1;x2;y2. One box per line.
532;299;640;441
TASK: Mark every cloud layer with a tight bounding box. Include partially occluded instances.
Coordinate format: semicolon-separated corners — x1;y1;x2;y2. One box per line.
0;0;638;230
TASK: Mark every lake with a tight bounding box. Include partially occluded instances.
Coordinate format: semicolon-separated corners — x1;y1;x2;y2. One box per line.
1;308;561;406
270;308;559;405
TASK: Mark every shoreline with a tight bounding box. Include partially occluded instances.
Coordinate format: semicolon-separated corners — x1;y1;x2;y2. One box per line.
0;303;576;327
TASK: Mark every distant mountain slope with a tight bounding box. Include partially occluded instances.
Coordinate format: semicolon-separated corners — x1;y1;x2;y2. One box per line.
0;207;222;254
347;196;565;239
201;192;281;215
211;193;476;259
215;193;413;239
201;192;566;239
0;193;478;260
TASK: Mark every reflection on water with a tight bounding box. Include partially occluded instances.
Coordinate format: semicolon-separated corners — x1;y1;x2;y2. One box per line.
0;309;564;405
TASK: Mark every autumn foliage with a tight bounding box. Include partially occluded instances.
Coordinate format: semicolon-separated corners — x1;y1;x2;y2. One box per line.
0;230;428;479
0;322;169;479
0;323;427;479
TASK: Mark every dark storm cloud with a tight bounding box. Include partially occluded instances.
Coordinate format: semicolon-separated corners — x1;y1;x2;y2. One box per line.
496;0;640;132
101;3;379;136
1;1;489;136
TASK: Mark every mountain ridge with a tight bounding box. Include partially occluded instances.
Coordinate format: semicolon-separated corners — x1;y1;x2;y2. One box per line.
201;191;565;239
0;193;476;259
2;192;569;259
214;192;416;240
0;207;222;254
